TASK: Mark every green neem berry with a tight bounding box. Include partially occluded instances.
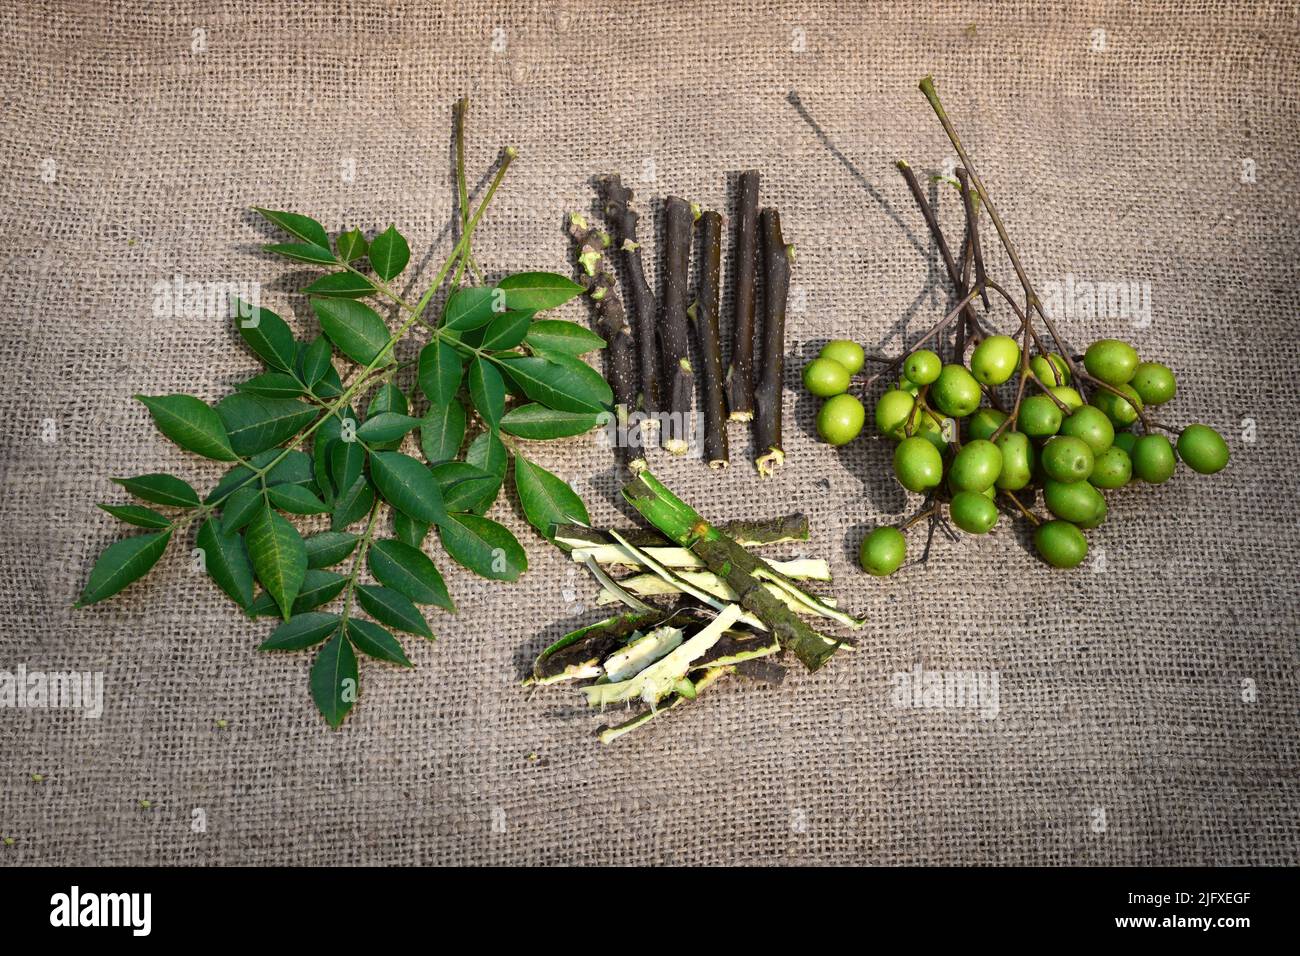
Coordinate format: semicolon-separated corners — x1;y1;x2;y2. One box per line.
1132;434;1176;483
1090;384;1143;427
930;364;982;418
1131;361;1176;405
950;490;999;534
1034;520;1088;568
1112;430;1138;455
1044;478;1107;526
874;389;915;439
1018;394;1063;437
1030;352;1070;387
911;407;949;453
817;393;865;445
820;339;865;375
902;348;942;386
803;357;850;397
1050;385;1084;410
898;375;920;396
994;431;1034;490
1089;445;1132;489
1084;338;1140;385
967;407;1008;442
893;435;944;493
1060;405;1114;455
1177;424;1229;474
949;439;1003;492
970;335;1020;386
860;526;906;576
1041;435;1095;483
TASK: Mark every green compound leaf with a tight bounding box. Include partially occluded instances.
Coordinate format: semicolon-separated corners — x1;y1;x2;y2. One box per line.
245;503;307;620
469;357;505;430
232;301;297;372
499;404;601;440
250;569;347;618
493;355;611;414
254;207;331;249
497;271;584;311
302;271;376;298
266;483;329;515
97;503;171;529
355;585;432;639
523;319;606;357
437;513;527;582
369;451;448;527
368;538;454;609
110;473;200;508
336;228;368;262
236;371;305;399
137;394;237;461
312;297;391;366
430;461;498;513
196;518;254;611
216;394;316;458
303;531;359;569
265;241;336;265
418;339;464;405
513;456;589;540
346;618;414;666
479;310;532;351
443;285;499;331
418;400;467;465
368;225;410;281
260;612;340;651
310;628;358;727
76;530;171;607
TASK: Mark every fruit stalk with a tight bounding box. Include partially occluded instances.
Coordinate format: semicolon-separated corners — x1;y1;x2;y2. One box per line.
896;160;979;360
659;195;696;454
694;209;729;468
569;213;636;465
601;176;660;444
726;170;760;421
622;468;842;671
754;207;791;477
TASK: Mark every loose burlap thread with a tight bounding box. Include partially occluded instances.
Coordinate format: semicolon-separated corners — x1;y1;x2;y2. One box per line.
1;0;1297;865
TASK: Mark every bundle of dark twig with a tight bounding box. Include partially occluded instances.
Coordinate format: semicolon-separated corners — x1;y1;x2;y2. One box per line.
568;174;791;475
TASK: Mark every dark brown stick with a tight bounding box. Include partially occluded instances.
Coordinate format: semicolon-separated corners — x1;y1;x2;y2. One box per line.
569;214;636;464
601;176;660;441
660;196;695;455
754;208;790;478
726;170;760;421
694;210;728;468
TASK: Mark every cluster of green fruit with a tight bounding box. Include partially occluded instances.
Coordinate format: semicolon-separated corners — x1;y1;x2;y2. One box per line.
803;336;1230;573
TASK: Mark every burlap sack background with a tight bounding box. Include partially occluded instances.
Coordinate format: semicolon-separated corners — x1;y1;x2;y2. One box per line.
1;0;1297;865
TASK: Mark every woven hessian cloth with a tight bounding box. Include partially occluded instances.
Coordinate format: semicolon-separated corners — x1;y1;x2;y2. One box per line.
1;0;1297;865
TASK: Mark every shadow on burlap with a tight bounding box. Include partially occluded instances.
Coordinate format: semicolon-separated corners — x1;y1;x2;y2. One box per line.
1;0;1297;865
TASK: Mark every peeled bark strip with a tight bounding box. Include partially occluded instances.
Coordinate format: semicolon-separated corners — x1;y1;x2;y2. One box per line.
622;469;842;672
569;213;636;465
726;170;760;421
753;207;791;477
601;176;660;447
659;196;695;455
694;210;728;467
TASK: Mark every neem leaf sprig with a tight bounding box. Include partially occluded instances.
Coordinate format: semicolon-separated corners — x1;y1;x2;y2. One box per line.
79;98;613;726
